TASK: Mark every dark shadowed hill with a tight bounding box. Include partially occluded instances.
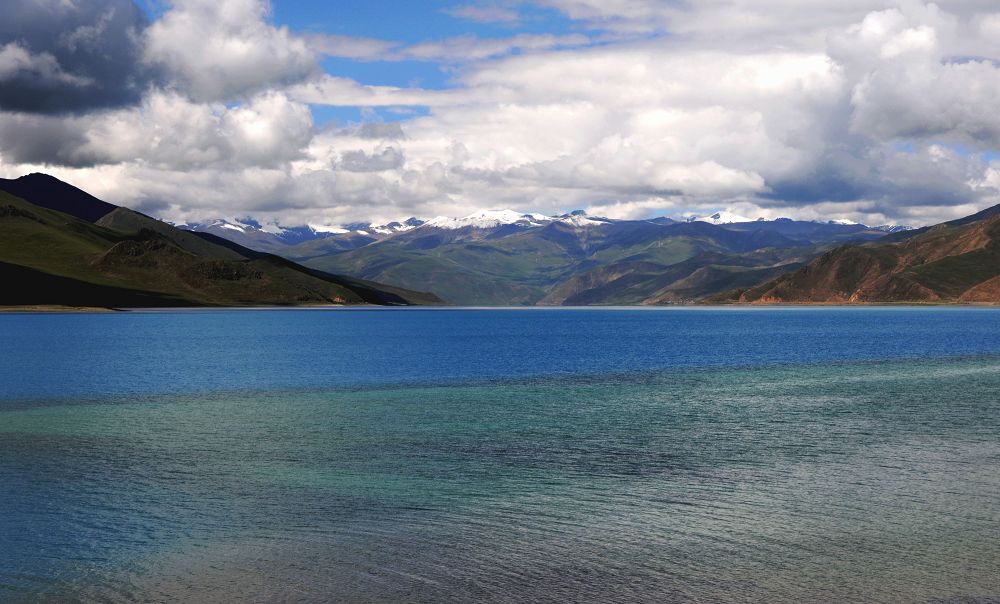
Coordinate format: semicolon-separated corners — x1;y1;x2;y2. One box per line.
0;176;443;308
0;173;118;223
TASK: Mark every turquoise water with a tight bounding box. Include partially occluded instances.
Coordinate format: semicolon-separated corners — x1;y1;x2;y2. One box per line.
1;308;999;602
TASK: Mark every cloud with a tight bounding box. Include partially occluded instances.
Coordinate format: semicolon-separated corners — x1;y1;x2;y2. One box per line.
306;34;398;61
445;4;523;24
0;43;93;87
3;0;1000;228
143;0;318;101
401;33;591;62
288;76;455;108
0;0;152;114
828;7;1000;148
340;147;406;172
353;122;407;140
0;90;313;169
0;111;93;167
309;32;591;63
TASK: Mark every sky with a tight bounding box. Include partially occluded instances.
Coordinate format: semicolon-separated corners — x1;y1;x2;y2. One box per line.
2;1;1000;228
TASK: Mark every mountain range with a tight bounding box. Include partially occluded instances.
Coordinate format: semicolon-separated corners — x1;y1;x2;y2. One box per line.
0;174;442;308
8;172;997;307
184;209;905;305
182;209;907;254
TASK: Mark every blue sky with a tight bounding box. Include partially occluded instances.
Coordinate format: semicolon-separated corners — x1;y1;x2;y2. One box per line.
273;1;579;42
140;0;594;126
145;0;583;89
281;1;586;126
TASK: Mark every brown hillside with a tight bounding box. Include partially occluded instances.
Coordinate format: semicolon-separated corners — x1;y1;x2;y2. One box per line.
720;209;1000;304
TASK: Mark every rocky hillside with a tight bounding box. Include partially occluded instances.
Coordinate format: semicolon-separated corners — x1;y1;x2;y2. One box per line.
718;205;1000;304
284;213;893;305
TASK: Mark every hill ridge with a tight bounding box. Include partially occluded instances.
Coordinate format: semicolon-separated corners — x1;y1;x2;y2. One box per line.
716;210;1000;304
0;176;443;308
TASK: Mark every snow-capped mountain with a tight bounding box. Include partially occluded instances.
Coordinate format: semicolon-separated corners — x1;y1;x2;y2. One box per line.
871;224;913;234
556;210;613;227
178;219;323;249
424;209;551;230
175;206;921;306
686;211;755;225
182;209;912;256
373;218;425;234
821;219;911;233
686;211;911;232
337;217;425;236
180;217;427;252
421;209;614;230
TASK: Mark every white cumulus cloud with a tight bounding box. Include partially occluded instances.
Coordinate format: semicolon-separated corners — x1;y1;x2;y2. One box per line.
3;0;1000;228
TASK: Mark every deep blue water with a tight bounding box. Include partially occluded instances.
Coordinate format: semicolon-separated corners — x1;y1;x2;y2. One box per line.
1;308;1000;602
4;306;1000;400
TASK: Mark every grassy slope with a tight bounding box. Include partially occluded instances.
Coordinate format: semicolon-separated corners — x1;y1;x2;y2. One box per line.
97;208;247;261
0;192;124;282
0;261;188;307
295;222;787;305
0;191;442;307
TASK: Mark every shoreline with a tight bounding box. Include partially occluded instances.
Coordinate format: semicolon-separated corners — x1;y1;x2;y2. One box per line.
3;302;1000;313
0;305;123;313
0;303;361;313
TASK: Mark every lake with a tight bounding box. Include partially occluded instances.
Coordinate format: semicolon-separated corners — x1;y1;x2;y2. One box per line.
1;307;999;602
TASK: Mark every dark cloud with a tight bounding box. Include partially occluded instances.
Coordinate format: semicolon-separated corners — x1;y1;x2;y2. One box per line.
0;0;154;114
0;113;99;166
762;151;873;205
356;122;406;140
131;197;171;214
340;147;405;172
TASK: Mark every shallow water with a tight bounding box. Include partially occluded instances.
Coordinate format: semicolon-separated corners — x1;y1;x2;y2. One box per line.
1;308;999;602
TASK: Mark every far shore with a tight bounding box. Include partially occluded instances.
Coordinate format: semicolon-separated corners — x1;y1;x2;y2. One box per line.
3;302;1000;313
0;305;123;313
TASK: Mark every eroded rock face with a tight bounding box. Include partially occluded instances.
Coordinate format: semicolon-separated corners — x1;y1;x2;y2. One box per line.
93;239;178;267
94;238;262;283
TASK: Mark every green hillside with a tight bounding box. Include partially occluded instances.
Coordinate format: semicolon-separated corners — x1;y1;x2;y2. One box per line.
291;221;829;305
0;185;442;308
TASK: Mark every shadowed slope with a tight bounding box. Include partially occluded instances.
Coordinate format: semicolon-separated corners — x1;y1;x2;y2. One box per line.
0;177;443;308
0;173;117;223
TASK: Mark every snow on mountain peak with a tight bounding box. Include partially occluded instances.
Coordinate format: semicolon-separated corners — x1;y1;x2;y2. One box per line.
687;211;755;225
419;209;620;230
197;219;251;233
309;224;350;234
425;209;552;230
195;218;295;235
189;210;615;238
555;211;608;227
873;224;913;233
